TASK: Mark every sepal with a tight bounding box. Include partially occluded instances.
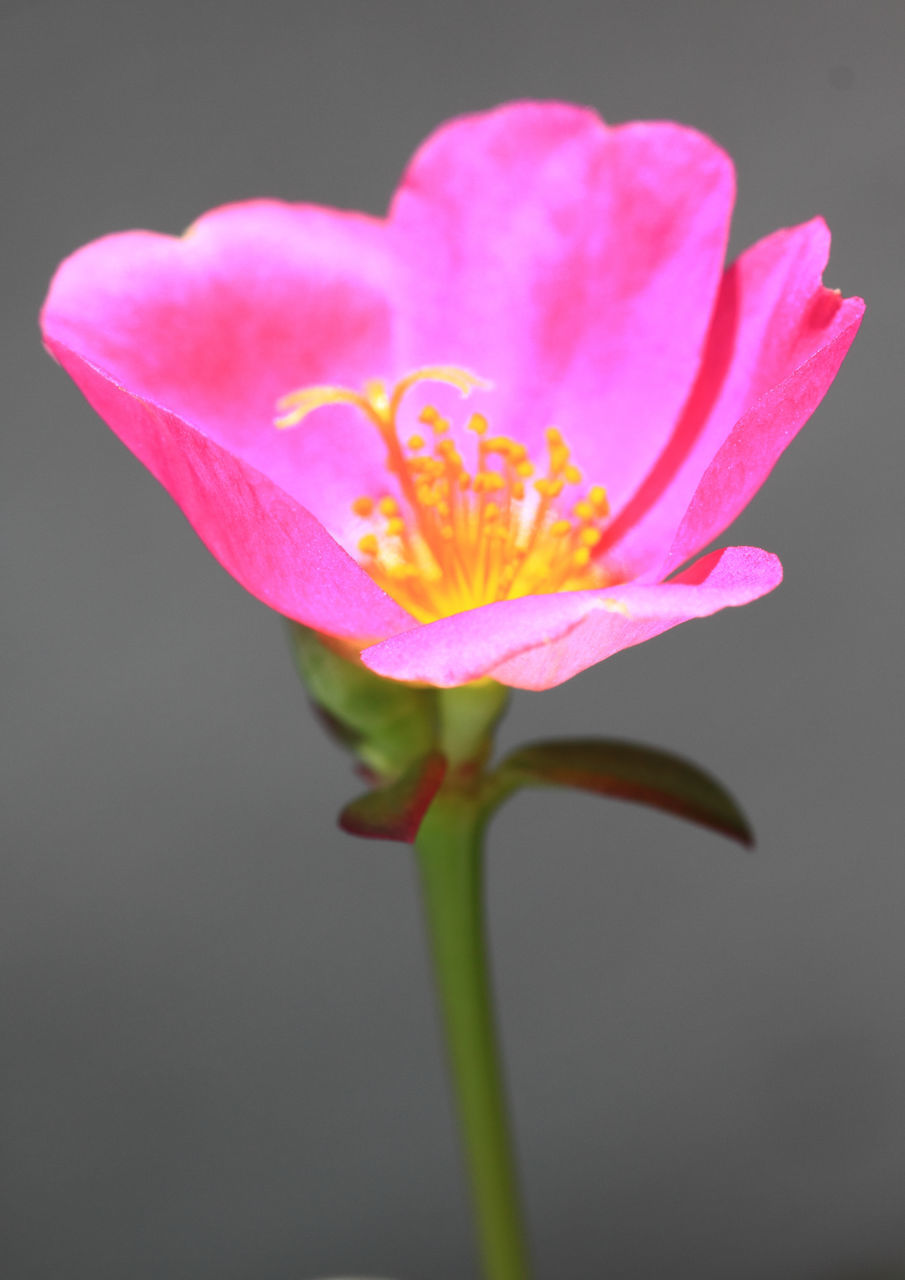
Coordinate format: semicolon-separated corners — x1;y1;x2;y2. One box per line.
488;737;753;846
288;622;438;781
339;751;447;843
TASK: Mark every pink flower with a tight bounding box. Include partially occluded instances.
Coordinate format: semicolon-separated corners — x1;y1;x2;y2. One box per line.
41;102;863;691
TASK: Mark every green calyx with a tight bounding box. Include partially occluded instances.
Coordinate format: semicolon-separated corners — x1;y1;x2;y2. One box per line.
288;623;510;813
288;622;439;782
290;624;753;852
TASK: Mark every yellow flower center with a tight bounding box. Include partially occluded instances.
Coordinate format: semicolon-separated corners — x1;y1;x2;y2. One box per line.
275;366;612;623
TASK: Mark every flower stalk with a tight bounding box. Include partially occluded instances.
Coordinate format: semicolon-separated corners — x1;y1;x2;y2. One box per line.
415;682;531;1280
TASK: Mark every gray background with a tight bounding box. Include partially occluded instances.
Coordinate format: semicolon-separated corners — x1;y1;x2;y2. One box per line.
3;2;903;1278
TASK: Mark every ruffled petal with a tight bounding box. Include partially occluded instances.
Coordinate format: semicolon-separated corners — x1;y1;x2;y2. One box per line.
41;201;398;542
389;101;735;510
360;546;782;690
45;340;414;641
601;218;865;578
661;309;863;579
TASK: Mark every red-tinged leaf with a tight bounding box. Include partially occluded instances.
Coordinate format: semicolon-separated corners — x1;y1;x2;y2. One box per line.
493;738;753;846
339;751;447;843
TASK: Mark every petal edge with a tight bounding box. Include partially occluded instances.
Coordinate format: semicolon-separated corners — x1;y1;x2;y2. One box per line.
46;339;415;641
361;546;782;690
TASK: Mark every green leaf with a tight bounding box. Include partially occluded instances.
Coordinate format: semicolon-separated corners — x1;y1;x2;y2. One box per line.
492;738;753;846
339;751;447;843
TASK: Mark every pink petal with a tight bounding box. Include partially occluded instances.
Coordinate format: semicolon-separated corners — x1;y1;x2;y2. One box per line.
361;546;782;690
661;319;863;579
389;101;736;511
45;339;414;641
602;218;865;578
41;201;399;542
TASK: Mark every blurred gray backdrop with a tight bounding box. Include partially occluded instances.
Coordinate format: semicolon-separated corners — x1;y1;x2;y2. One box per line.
3;2;904;1278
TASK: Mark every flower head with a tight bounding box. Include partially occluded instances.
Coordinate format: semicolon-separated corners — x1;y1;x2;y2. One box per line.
41;102;863;689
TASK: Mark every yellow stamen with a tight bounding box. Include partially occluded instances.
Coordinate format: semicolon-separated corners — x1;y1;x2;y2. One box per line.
590;484;610;516
275;365;614;622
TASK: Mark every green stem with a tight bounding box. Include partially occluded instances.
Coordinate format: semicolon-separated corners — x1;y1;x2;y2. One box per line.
416;790;532;1280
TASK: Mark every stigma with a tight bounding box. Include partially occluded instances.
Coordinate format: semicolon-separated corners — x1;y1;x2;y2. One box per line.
275;367;611;623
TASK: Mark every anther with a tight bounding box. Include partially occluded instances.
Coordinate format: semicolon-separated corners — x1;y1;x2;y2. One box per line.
589;485;610;514
549;445;570;473
484;436;514;454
